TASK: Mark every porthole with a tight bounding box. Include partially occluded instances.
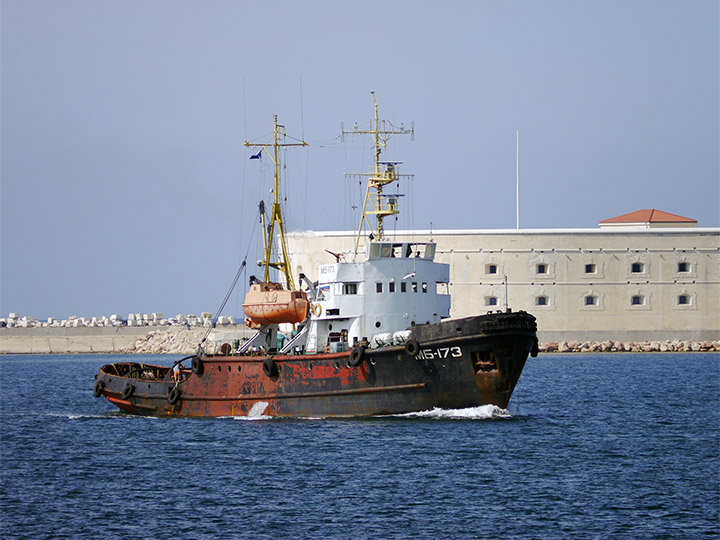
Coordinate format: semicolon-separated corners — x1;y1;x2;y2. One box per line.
218;366;222;372
375;321;382;328
237;365;242;372
227;365;231;372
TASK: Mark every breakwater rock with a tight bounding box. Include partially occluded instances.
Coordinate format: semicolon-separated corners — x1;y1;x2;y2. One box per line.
539;340;720;353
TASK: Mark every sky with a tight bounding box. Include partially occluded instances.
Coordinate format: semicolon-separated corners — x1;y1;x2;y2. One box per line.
1;0;718;320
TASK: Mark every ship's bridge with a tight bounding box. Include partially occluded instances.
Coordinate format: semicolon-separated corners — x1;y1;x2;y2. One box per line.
367;241;437;260
298;240;451;354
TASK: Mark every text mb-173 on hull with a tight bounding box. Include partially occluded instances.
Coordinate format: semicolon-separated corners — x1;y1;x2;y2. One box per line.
94;95;538;418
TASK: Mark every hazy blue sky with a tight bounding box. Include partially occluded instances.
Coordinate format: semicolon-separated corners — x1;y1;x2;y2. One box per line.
2;0;718;320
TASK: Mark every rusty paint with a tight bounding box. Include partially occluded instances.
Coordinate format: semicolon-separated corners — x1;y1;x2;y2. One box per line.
94;312;538;418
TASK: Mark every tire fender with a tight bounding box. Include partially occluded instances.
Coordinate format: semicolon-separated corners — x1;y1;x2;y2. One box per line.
121;383;135;400
404;339;420;357
349;346;364;367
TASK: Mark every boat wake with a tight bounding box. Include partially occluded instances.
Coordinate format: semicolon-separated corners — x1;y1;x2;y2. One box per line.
393;404;512;420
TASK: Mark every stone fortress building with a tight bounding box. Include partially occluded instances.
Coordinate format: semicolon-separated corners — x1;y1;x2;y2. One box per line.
286;209;719;344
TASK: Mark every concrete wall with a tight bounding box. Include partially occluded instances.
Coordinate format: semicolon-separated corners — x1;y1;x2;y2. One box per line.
286;227;720;342
0;326;255;355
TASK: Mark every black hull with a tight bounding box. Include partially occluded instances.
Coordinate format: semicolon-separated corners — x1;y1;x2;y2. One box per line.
94;311;538;418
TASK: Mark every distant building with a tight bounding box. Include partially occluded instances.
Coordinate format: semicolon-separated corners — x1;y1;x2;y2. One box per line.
286;209;719;343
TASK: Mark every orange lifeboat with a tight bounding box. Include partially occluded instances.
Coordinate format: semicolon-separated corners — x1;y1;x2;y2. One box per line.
242;282;309;325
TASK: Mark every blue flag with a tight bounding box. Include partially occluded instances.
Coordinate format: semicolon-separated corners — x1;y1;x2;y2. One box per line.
250;149;262;160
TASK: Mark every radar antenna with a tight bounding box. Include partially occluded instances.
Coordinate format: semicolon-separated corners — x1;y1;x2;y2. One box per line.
342;93;414;258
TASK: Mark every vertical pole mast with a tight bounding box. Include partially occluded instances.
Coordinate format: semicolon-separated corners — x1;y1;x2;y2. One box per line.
516;130;520;230
245;115;307;290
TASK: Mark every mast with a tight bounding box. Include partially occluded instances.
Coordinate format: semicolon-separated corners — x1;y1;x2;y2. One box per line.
342;93;414;257
244;115;307;289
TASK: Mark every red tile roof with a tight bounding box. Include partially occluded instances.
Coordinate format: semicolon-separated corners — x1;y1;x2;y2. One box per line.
599;209;697;224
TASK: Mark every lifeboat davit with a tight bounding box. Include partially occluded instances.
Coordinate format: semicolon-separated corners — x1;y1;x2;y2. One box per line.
242;282;309;325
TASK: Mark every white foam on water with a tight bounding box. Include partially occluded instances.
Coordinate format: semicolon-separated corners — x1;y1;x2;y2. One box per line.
393;404;512;420
230;401;272;421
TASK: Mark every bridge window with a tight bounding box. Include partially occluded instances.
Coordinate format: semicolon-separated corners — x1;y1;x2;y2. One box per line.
343;283;358;295
376;282;383;293
400;282;407;293
422;282;428;293
389;281;395;293
411;282;418;293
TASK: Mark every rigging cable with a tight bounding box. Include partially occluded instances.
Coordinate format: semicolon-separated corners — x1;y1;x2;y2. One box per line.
199;208;260;349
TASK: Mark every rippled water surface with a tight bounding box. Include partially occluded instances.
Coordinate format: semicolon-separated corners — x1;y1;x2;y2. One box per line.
1;353;718;539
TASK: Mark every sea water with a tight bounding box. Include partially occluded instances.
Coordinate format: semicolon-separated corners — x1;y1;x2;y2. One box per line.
0;353;717;539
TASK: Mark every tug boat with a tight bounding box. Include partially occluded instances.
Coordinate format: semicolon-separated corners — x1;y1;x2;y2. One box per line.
94;95;538;418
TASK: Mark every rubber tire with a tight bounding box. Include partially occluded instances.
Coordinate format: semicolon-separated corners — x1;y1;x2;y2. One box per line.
191;356;204;376
167;386;181;405
121;383;135;400
349;347;364;367
93;380;105;398
263;358;278;377
404;339;420;356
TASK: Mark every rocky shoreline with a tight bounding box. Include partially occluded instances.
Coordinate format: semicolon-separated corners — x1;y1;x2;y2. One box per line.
2;325;718;355
97;332;720;355
539;340;720;353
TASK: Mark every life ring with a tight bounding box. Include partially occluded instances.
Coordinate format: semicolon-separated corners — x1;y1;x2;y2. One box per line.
93;380;105;398
349;346;364;367
191;355;204;376
121;383;135;400
167;386;181;405
404;339;420;356
312;303;322;317
263;358;278;377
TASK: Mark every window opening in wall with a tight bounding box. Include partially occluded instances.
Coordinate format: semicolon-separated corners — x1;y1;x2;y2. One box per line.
536;264;547;274
585;264;596;274
678;295;690;305
343;283;358;295
400;282;407;293
376;282;383;293
536;296;548;306
412;282;418;293
631;295;643;305
422;282;428;293
585;295;596;306
389;281;395;293
487;264;497;274
678;262;689;273
631;262;644;273
486;296;498;306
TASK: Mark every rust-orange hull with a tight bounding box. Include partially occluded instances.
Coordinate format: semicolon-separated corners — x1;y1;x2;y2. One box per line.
94;312;538;418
